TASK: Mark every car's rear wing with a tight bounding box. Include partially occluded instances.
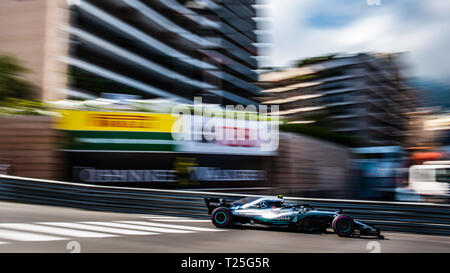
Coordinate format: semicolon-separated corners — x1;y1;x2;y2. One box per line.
204;197;232;215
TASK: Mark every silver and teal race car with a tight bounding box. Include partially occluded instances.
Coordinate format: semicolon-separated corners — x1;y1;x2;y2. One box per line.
205;195;383;238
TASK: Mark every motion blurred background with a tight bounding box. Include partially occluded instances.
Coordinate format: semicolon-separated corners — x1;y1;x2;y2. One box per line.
0;0;449;202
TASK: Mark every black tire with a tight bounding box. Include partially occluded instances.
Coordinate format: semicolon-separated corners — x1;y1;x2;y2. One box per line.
332;215;355;237
211;207;233;228
376;228;384;239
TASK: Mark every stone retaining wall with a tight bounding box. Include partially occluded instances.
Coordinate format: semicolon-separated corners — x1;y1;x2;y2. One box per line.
0;115;65;180
264;132;354;198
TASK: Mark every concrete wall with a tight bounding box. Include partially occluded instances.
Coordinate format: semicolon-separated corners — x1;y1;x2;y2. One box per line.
265;132;354;198
0;115;66;180
0;0;70;101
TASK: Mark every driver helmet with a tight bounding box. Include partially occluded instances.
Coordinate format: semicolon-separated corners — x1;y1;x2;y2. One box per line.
272;195;285;208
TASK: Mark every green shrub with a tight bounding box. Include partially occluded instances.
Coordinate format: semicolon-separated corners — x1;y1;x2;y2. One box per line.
0;55;36;100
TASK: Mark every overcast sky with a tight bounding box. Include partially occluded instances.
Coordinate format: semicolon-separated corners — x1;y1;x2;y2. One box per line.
261;0;450;81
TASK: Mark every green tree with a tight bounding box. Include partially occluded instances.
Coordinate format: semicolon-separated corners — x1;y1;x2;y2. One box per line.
0;55;36;99
294;53;343;68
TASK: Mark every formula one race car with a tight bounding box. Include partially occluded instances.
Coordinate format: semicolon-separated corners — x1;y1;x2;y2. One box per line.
205;195;383;238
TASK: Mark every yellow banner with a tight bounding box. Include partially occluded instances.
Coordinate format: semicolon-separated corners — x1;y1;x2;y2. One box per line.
54;110;177;133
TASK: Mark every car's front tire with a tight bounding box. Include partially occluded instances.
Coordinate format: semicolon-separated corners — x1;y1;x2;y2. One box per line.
211;207;233;228
332;215;355;237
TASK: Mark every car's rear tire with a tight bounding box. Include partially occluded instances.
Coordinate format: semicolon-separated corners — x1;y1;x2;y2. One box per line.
211;207;233;228
332;215;355;237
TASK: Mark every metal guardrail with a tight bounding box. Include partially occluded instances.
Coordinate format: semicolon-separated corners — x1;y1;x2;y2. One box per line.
1;174;450;236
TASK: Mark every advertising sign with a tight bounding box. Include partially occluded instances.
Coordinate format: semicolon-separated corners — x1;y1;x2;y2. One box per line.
55;110;178;152
68;153;266;189
55;109;277;156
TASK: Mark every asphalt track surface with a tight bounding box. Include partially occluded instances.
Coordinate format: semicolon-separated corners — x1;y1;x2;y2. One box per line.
0;201;449;253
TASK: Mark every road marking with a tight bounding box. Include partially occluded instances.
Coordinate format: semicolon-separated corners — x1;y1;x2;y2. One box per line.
152;219;212;222
119;221;221;232
0;217;220;245
38;222;153;236
82;222;194;234
140;216;211;222
141;216;186;219
0;228;68;242
139;216;211;222
0;223;118;238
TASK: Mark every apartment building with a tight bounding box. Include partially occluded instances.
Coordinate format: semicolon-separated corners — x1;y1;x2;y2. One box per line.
259;53;420;146
0;0;261;105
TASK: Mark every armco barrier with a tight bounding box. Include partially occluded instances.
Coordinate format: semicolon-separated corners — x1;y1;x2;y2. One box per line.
1;174;450;236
